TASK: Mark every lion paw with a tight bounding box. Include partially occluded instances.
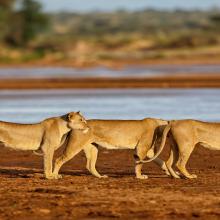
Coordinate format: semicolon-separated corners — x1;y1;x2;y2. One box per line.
45;173;62;180
100;175;108;178
162;164;170;176
54;174;63;179
45;174;56;180
164;170;171;176
136;175;148;180
188;174;197;179
173;175;181;179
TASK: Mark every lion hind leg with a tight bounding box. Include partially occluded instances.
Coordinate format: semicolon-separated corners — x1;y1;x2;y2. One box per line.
154;158;171;176
84;144;107;178
146;149;170;176
166;147;181;179
163;137;181;178
135;141;150;179
135;163;148;179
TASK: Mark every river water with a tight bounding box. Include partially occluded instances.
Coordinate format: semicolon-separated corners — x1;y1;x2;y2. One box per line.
0;89;219;123
0;64;220;123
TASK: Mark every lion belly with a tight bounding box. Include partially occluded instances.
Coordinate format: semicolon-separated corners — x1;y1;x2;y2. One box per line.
11;139;40;150
4;137;40;150
0;131;41;151
95;141;136;150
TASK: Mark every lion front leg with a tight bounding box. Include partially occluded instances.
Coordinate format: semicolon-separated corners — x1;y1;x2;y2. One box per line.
43;147;55;179
41;138;57;180
53;146;82;179
53;135;85;178
176;144;197;179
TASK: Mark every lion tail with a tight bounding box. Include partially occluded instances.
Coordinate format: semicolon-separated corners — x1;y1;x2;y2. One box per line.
137;122;171;164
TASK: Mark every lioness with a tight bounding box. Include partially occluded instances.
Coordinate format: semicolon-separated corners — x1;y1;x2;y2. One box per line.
140;119;220;179
53;118;171;179
0;112;88;179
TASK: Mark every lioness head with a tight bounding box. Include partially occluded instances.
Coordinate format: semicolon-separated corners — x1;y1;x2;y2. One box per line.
67;111;89;132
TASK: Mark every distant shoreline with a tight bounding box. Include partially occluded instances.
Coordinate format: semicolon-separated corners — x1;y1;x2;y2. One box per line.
0;55;220;69
1;56;220;89
1;74;220;89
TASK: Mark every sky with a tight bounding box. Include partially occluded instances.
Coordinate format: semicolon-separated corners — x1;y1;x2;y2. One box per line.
38;0;220;12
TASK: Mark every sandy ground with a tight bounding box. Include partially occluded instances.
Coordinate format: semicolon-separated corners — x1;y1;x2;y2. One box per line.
0;145;219;220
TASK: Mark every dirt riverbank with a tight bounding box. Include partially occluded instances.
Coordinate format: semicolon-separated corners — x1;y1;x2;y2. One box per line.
1;74;220;89
0;146;219;220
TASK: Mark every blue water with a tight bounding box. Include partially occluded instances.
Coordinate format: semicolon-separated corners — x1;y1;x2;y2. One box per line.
0;89;219;123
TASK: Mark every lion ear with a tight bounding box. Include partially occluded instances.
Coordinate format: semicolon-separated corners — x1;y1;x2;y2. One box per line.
77;111;83;116
67;113;73;121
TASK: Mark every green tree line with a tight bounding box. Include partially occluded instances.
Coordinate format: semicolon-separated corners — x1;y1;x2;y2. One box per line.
0;0;220;50
49;9;220;49
0;0;48;46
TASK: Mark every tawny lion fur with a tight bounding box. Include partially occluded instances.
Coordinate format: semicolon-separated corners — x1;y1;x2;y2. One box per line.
0;112;88;179
141;119;220;179
53;118;171;179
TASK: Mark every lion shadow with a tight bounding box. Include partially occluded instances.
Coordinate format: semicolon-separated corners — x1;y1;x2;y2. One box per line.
0;167;169;179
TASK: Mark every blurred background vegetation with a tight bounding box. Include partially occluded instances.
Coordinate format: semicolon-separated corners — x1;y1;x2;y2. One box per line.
0;0;220;65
